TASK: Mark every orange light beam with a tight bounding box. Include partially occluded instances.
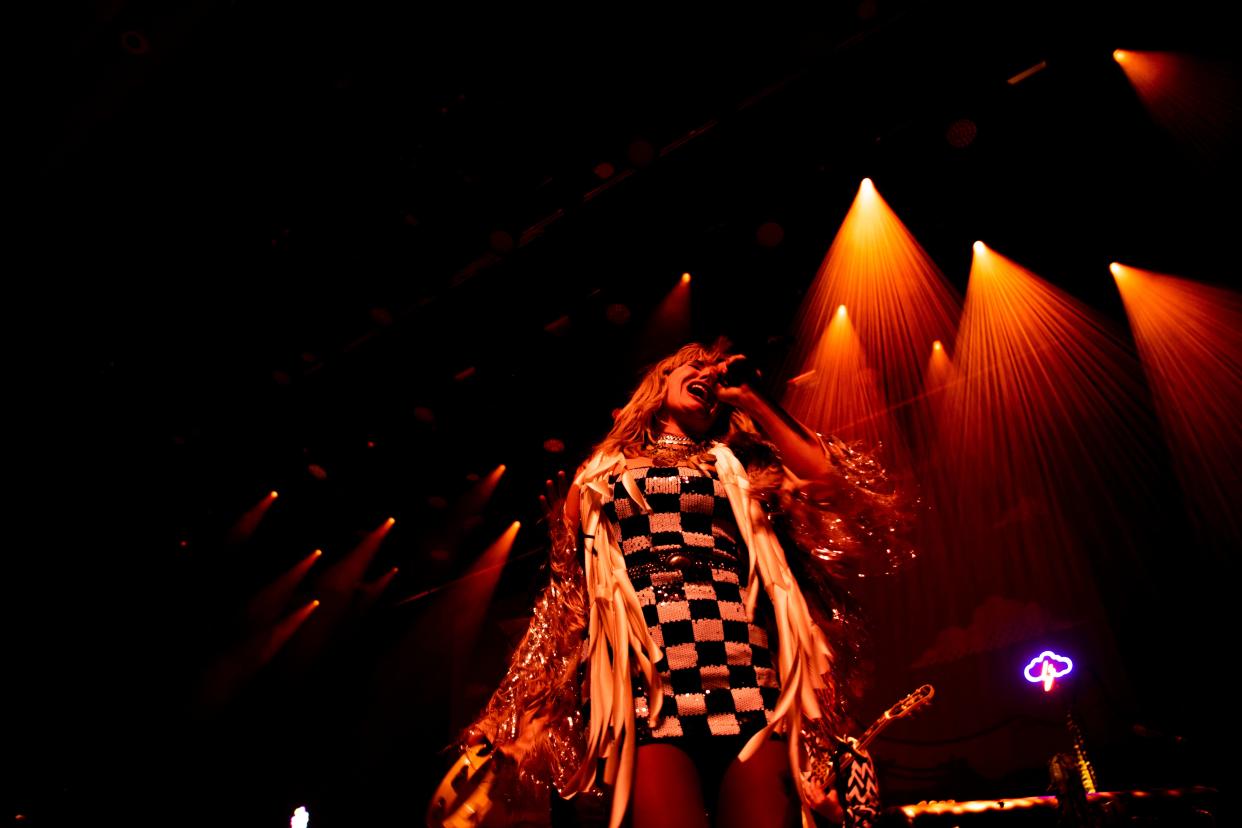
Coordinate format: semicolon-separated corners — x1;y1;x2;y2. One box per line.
933;244;1157;610
199;599;319;706
394;545;543;606
1113;263;1242;548
427;464;508;562
245;548;324;627
447;521;522;717
639;272;693;363
925;339;956;401
459;464;507;516
317;517;396;598
287;519;396;668
358;567;401;613
784;300;889;447
1113;50;1240;162
787;177;962;461
226;490;280;544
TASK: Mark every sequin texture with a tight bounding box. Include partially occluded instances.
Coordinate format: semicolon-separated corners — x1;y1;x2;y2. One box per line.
603;465;781;742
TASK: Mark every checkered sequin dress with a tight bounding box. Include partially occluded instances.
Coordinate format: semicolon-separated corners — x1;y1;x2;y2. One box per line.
602;464;781;743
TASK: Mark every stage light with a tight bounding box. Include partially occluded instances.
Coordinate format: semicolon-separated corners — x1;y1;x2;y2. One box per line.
227;490;281;544
786;174;959;467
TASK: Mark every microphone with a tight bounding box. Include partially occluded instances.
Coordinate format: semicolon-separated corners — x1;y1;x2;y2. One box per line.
716;356;816;443
718;357;760;388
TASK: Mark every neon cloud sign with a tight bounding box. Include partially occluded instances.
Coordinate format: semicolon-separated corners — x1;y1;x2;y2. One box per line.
1024;650;1073;692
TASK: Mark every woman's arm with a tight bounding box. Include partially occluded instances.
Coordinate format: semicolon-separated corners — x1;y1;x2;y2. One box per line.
712;356;832;481
458;466;589;759
713;355;914;573
539;468;581;537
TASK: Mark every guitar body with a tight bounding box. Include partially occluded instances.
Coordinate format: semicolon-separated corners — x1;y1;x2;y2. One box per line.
426;743;498;828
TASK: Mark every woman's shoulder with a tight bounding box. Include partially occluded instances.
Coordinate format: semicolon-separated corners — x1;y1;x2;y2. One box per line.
571;450;644;484
603;456;652;484
594;448;654;471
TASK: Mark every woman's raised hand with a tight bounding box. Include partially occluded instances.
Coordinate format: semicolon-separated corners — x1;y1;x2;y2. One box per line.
538;469;573;530
711;354;759;409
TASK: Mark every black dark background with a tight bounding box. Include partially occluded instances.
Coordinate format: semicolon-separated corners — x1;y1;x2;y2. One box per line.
18;2;1236;826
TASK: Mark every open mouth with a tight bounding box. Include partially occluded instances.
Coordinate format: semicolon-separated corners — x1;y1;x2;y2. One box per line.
686;380;713;406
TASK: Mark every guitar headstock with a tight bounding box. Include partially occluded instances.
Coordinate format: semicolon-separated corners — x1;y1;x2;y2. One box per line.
882;684;934;721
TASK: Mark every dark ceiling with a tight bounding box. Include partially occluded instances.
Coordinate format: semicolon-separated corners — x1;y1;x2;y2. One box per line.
20;1;1236;825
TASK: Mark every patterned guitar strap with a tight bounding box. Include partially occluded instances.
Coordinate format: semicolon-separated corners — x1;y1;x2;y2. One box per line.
832;738;881;828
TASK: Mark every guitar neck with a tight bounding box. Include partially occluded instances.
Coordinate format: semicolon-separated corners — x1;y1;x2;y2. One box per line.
855;713;891;753
834;715;890;775
831;686;933;777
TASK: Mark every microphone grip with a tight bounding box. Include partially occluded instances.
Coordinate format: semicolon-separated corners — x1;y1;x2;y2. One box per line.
719;357;760;388
719;356;819;445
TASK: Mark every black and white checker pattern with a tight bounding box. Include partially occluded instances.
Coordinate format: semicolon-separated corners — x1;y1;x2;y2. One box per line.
603;465;781;741
604;465;740;566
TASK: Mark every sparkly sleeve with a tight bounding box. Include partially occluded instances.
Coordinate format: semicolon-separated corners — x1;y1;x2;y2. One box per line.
457;507;591;820
762;433;918;579
746;434;917;750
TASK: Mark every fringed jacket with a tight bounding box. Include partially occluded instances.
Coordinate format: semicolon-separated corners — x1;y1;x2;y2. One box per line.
458;436;909;827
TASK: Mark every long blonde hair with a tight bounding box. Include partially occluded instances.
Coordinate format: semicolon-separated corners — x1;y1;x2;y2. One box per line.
592;341;768;462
